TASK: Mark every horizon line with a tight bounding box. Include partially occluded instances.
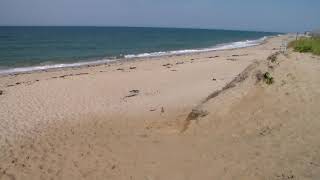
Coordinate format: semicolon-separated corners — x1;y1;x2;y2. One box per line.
0;25;284;34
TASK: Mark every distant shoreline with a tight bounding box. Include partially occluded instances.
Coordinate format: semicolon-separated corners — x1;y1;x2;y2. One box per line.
0;35;277;76
0;27;279;75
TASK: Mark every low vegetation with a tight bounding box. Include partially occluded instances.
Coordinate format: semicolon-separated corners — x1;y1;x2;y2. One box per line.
263;72;274;85
289;37;320;55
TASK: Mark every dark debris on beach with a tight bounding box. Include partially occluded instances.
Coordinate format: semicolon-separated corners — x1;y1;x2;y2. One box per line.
125;90;140;98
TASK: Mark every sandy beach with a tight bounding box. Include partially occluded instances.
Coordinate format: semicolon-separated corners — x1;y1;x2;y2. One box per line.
1;34;320;180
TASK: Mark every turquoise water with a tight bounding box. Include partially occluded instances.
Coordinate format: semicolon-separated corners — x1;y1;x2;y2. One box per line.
0;26;278;73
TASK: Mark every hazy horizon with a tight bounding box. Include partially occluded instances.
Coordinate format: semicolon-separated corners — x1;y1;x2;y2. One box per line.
0;25;284;33
1;0;320;33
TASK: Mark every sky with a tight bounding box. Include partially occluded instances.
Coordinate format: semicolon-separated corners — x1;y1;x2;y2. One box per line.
0;0;319;32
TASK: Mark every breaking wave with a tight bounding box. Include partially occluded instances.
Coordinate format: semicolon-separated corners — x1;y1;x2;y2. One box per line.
0;36;268;75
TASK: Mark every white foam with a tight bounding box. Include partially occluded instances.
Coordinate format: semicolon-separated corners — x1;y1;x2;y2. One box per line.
0;36;268;75
0;59;116;75
124;36;268;59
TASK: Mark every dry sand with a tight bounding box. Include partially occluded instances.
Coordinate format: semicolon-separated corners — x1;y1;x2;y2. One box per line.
1;35;320;180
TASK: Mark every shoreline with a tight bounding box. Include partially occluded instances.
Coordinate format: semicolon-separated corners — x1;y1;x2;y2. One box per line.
3;34;319;180
0;35;274;76
0;35;288;136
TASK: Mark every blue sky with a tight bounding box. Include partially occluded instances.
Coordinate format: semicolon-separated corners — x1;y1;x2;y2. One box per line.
0;0;319;32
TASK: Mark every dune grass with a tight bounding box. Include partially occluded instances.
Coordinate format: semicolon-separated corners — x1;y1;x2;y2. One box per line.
289;37;320;55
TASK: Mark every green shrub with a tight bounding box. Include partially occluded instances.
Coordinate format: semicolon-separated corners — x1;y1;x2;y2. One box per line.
294;45;312;52
289;37;320;55
264;72;274;85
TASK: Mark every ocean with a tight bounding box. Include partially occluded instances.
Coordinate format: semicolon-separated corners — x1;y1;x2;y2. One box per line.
0;26;278;74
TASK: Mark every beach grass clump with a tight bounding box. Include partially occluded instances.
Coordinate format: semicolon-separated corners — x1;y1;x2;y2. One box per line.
263;72;274;85
289;37;320;55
